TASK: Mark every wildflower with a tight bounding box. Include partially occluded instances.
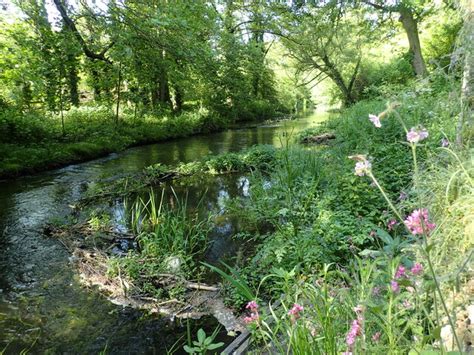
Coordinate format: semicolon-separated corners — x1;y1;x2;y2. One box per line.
395;265;406;279
402;299;412;309
346;319;362;347
404;209;436;235
243;313;259;324
406;126;429;143
441;138;449;147
369;114;382;128
348;155;372;176
391;280;400;293
398;191;408;201
246;301;259;311
288;303;304;317
387;219;398;230
244;301;260;324
411;262;424;276
372;331;381;342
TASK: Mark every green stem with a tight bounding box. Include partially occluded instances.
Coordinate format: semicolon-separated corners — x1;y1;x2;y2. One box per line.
411;144;419;185
422;238;463;351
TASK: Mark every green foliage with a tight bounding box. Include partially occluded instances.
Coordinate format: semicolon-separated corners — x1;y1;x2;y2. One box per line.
107;190;213;296
183;328;224;355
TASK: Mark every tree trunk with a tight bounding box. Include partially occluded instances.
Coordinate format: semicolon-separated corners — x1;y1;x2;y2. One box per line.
399;7;428;77
456;0;474;146
115;62;122;126
68;64;80;106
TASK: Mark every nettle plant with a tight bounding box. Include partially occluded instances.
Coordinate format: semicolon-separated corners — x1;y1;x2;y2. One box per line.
242;104;470;353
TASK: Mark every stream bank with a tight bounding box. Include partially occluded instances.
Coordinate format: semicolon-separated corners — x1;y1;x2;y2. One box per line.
0;113;327;353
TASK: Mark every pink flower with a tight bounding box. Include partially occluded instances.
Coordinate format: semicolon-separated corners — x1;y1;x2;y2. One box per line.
371;331;381;342
243;313;259;324
387;219;398;230
288;303;304;316
391;280;400;293
404;209;436;235
346;319;362;347
441;138;449;147
407;127;429;143
369;114;382;128
402;299;412;309
246;301;258;311
411;262;424;276
395;265;406;279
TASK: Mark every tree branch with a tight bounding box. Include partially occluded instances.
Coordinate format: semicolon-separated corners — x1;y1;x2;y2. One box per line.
52;0;113;63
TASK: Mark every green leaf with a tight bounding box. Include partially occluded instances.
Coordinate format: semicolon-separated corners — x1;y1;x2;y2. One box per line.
207;342;224;350
183;345;196;354
197;328;206;343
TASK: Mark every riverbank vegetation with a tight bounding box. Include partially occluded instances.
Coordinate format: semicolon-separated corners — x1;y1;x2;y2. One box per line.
1;0;473;354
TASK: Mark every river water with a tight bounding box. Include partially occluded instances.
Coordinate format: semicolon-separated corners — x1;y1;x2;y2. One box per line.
0;114;326;353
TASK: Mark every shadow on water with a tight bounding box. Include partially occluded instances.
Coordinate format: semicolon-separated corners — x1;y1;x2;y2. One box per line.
0;113;327;353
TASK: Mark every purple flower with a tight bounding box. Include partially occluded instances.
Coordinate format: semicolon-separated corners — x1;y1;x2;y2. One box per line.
395;265;406;279
411;262;424;276
369;114;382;128
404;209;436;235
407;127;429;143
387;219;398;230
441;138;449;147
391;280;400;293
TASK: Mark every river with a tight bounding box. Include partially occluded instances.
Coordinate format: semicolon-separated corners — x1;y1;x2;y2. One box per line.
0;113;326;354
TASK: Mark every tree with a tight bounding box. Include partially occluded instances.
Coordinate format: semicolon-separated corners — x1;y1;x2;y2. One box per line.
360;0;429;77
272;1;367;106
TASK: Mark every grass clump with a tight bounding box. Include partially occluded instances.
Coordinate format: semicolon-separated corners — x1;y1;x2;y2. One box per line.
107;190;213;300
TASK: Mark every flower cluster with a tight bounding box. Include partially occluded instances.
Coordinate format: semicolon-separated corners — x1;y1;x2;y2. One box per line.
395;265;406;279
288;303;304;317
244;301;260;324
406;126;429;143
345;304;364;352
349;155;372;176
346;319;362;347
411;262;423;275
404;209;436;235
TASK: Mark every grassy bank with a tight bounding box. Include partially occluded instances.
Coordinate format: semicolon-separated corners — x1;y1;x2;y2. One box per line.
216;75;473;353
0;105;271;179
